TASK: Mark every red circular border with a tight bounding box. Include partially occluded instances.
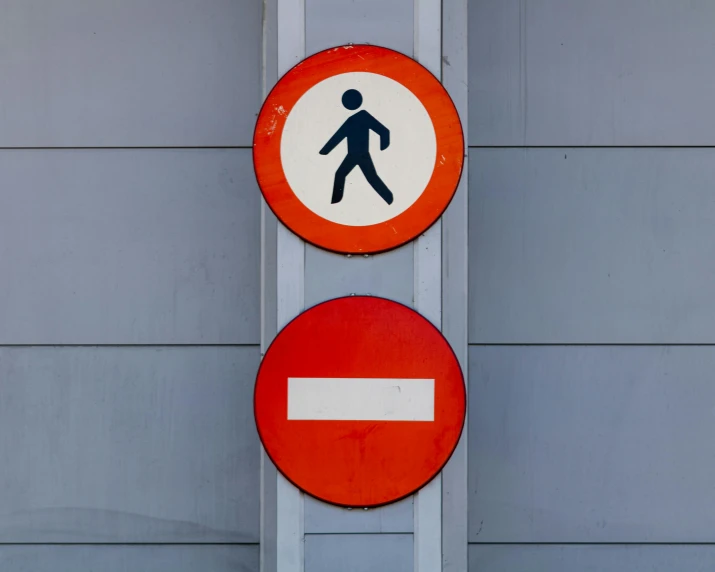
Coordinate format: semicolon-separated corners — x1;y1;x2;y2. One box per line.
253;296;467;507
253;45;464;254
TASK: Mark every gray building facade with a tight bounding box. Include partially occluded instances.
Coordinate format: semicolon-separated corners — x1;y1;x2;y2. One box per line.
1;0;713;570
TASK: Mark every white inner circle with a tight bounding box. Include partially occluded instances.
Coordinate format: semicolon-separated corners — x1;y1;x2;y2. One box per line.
280;72;437;227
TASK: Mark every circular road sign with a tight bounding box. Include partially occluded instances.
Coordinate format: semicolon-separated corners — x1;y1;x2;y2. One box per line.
253;44;464;254
254;296;466;508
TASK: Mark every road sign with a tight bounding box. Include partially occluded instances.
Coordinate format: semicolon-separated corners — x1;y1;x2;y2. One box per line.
253;44;464;254
254;296;466;507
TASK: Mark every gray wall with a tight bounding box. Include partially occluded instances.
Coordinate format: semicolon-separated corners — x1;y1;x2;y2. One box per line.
469;0;715;146
5;0;712;570
469;0;715;569
0;0;262;570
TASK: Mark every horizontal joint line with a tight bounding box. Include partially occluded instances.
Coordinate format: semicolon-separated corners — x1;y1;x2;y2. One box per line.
470;541;715;546
468;145;715;149
0;146;252;150
0;343;259;348
0;542;259;546
304;532;414;537
469;343;715;347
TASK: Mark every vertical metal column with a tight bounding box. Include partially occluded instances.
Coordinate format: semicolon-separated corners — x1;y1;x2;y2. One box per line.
440;1;469;571
263;1;469;571
413;1;444;570
275;1;306;572
260;0;279;571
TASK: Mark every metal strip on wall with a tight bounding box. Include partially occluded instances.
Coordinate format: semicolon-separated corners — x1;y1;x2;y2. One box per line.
440;0;469;571
260;0;279;570
413;1;444;571
275;1;306;571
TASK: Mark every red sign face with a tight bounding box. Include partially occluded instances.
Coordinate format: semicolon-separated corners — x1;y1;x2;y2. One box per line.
254;296;466;507
253;44;464;254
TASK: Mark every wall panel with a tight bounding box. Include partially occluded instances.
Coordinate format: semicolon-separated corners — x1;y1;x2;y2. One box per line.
0;0;261;147
469;544;715;572
468;345;715;543
0;545;258;572
304;534;413;572
469;0;715;145
0;346;260;543
303;248;415;309
0;149;259;344
469;149;715;344
304;497;413;534
305;0;413;56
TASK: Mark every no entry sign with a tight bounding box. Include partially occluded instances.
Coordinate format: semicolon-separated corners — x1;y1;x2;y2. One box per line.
253;44;464;254
254;296;466;507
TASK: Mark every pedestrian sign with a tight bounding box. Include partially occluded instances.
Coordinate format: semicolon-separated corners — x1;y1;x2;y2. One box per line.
253;44;464;254
319;88;394;206
254;296;466;508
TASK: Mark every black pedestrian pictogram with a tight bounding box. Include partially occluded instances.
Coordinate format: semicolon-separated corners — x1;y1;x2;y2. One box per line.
319;89;394;205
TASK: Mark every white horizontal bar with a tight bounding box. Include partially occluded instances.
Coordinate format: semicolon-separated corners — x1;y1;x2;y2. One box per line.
287;377;435;421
